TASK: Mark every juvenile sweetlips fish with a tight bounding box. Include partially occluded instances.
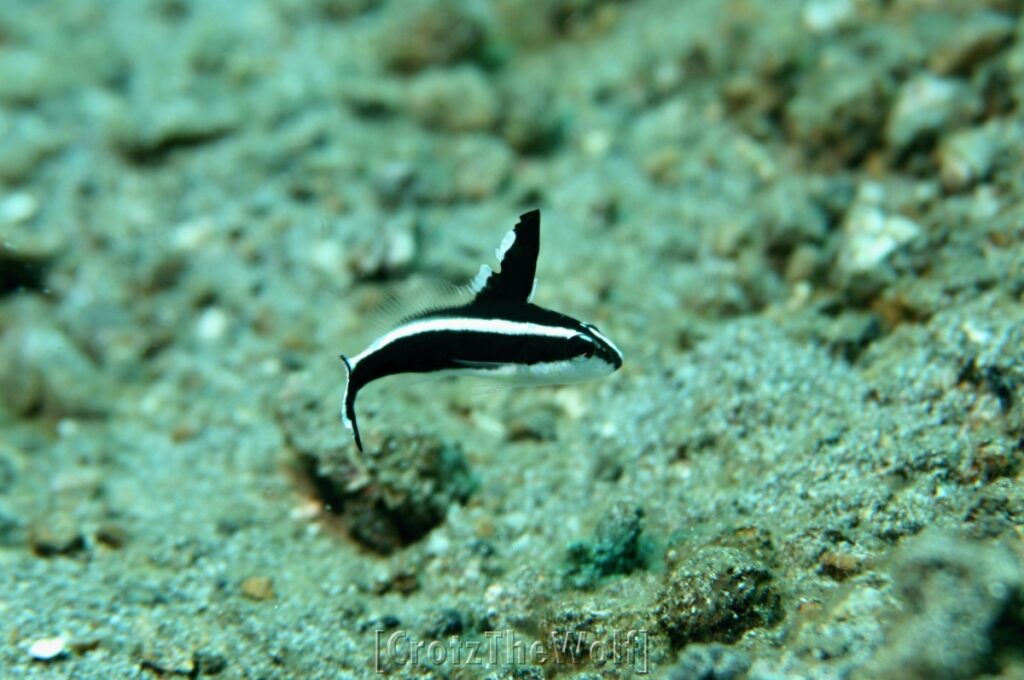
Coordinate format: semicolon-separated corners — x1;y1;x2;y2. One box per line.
340;209;623;451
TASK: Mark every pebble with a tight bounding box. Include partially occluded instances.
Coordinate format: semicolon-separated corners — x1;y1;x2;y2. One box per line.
195;307;230;343
379;0;485;73
308;239;345;277
0;114;64;182
802;0;855;34
240;575;276;601
665;643;751;680
823;312;883;362
171;217;217;253
886;75;977;153
0;192;39;225
0;319;111;418
96;523;129;549
29;511;85;557
500;80;564;155
938;124;999;191
27;636;68;661
140;645;196;675
656;546;780;646
871;530;1023;677
294;430;476;555
838;187;922;274
407;66;499;133
784;55;889;167
0;503;25;547
107;96;239;162
372;161;417;208
449;135;513;201
929;10;1016;76
0;49;50;104
0;447;17;492
348;214;419;281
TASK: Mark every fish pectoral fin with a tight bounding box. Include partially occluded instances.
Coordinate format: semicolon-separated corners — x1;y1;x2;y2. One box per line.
471;209;540;305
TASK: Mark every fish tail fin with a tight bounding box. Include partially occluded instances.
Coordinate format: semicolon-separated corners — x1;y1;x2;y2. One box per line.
339;354;364;452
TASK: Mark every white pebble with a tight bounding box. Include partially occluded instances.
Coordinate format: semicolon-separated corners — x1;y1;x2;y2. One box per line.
0;192;39;225
840;203;921;273
195;307;229;342
171;217;215;252
803;0;854;33
384;228;416;271
27;637;67;661
309;239;344;275
581;130;612;156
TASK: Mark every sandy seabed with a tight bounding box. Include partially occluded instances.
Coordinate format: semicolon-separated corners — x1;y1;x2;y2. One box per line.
1;1;1023;678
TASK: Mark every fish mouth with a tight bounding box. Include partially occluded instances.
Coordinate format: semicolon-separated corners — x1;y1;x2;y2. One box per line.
598;346;623;371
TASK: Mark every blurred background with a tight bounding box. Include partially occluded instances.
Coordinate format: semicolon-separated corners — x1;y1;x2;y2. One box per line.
1;1;1022;678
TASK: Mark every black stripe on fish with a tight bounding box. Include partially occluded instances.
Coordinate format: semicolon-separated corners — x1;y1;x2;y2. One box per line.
339;209;622;451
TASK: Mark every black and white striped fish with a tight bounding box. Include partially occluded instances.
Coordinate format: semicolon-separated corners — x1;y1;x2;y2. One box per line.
339;209;622;451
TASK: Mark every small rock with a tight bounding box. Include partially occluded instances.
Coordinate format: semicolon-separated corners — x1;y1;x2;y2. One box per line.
29;511;85;557
372;567;420;596
886;75;978;154
349;214;419;281
240;576;276;601
930;11;1016;76
837;188;922;275
784;244;828;283
194;650;228;675
0;503;26;547
407;66;499;133
0;113;65;182
307;239;346;279
96;523;129;549
500;80;564;155
869;530;1024;679
818;549;864;581
27;636;68;661
372;161;417;209
656;546;780;647
298;430;477;555
665;643;751;680
0;310;112;418
823;312;884;362
802;0;855;34
506;402;560;443
785;54;892;167
938;124;1000;191
140;645;197;676
107;96;238;163
379;0;486;73
0;192;39;225
449;135;513;201
760;180;829;254
0;49;51;104
423;608;465;638
0;448;17;492
195;307;230;343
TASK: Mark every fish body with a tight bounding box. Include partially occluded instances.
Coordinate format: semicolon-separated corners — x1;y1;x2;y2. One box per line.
340;210;622;451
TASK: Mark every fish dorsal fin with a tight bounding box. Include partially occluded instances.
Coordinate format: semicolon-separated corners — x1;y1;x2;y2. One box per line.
471;209;541;305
